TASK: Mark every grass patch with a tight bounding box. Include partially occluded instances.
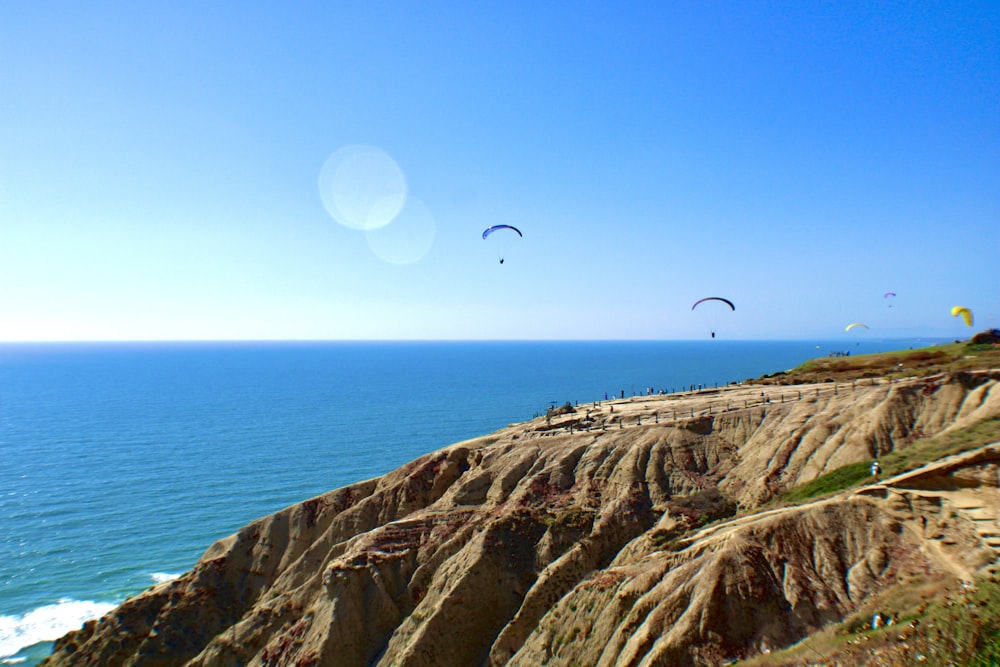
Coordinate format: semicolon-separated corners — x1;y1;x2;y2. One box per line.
916;575;1000;666
757;337;1000;386
885;418;1000;477
735;571;1000;666
780;461;871;504
777;417;1000;504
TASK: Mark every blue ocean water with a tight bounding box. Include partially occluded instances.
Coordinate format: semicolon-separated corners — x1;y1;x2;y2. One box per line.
0;339;942;664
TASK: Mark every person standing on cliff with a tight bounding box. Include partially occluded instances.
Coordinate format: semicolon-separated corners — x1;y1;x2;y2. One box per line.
871;460;881;482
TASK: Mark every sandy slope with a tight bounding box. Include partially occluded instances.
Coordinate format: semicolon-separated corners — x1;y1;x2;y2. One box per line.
42;370;1000;667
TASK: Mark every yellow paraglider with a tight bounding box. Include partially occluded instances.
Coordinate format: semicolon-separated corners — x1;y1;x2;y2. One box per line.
845;323;869;332
951;306;973;327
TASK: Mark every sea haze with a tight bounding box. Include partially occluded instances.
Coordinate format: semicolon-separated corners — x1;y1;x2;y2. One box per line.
0;338;941;663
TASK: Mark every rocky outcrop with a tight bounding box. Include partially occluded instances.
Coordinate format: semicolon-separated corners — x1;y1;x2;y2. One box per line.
43;371;1000;666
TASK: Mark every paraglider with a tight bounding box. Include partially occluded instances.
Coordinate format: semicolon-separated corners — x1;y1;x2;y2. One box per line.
482;225;522;264
951;306;973;327
884;292;896;307
691;297;735;339
691;297;735;311
845;322;869;348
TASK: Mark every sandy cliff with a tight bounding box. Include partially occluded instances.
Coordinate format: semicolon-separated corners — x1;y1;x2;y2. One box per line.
42;370;1000;666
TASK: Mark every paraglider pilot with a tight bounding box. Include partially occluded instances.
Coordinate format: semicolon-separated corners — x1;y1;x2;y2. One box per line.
482;225;522;266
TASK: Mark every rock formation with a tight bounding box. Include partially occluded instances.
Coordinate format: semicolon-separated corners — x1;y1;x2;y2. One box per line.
43;370;1000;666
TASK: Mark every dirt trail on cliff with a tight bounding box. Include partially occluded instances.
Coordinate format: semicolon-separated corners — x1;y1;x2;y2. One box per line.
41;369;1000;667
679;442;1000;580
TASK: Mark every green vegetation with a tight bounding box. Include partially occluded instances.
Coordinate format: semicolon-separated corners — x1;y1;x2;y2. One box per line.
735;570;1000;666
758;335;1000;386
923;576;1000;666
722;336;1000;664
778;418;1000;505
766;334;1000;504
886;418;1000;476
779;461;872;504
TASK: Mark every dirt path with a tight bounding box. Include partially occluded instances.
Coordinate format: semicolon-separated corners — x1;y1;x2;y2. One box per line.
675;442;1000;579
532;374;938;434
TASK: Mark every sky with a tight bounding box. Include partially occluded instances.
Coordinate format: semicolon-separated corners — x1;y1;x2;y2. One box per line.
1;1;997;341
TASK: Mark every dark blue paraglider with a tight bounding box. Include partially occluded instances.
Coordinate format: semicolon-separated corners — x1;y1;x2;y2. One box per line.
482;225;523;264
691;297;735;311
482;225;523;240
691;297;735;338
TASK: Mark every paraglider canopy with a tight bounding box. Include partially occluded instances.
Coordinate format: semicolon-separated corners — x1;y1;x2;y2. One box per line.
691;297;735;311
482;225;522;264
951;306;973;327
482;225;522;240
691;297;734;338
845;323;869;332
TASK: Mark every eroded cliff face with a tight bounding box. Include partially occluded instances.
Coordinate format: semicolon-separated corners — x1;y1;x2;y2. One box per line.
43;371;1000;667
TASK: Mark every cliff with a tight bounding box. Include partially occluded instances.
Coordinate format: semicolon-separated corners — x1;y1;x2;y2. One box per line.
43;368;1000;666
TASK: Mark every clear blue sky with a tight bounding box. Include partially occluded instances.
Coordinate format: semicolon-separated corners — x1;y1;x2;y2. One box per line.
2;1;997;341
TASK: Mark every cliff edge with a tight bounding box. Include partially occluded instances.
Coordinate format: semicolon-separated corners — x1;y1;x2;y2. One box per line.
42;361;1000;666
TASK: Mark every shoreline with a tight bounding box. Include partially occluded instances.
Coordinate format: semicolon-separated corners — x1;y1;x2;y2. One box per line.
3;338;981;664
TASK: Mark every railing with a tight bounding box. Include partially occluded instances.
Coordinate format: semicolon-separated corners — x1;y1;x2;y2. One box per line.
541;375;926;434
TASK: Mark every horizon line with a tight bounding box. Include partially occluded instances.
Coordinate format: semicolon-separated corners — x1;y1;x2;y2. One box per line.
0;336;957;345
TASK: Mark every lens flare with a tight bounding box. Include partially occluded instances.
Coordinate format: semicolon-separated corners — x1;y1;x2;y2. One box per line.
318;145;407;231
365;197;436;264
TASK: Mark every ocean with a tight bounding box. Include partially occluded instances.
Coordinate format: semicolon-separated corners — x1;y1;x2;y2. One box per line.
0;338;942;664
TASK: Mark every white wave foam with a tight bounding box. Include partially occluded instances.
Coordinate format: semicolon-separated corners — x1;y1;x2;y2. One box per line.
149;572;181;584
0;599;116;659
